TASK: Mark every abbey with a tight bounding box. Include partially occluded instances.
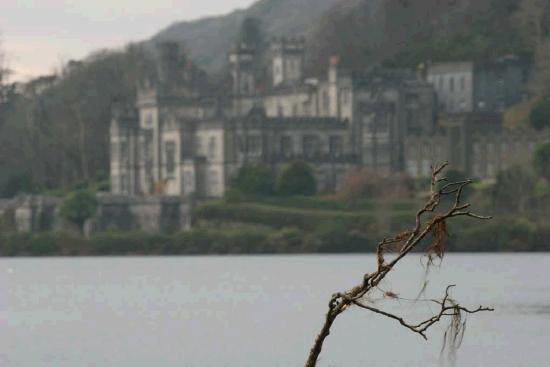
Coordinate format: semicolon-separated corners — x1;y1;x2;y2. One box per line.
110;40;436;199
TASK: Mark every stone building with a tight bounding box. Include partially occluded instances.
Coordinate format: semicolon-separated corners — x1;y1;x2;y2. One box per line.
404;113;550;180
110;40;436;200
110;40;544;205
426;56;531;114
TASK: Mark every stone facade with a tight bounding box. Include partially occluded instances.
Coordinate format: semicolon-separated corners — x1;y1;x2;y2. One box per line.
93;194;192;233
110;41;437;199
111;40;545;203
427;56;531;114
405;115;550;180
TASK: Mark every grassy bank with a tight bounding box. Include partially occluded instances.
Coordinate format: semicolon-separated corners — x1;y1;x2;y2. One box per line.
1;194;549;256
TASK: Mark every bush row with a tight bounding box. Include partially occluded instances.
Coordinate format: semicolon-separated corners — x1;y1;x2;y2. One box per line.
0;223;376;256
195;202;377;231
2;219;548;257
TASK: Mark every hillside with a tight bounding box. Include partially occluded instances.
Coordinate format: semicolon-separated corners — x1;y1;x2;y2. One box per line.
305;0;526;73
152;0;527;75
152;0;344;72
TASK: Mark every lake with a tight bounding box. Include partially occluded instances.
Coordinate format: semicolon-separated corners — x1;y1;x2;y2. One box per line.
1;254;549;367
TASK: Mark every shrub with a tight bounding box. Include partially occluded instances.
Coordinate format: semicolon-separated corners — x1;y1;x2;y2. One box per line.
534;142;550;180
59;190;98;231
231;164;275;197
492;166;536;213
277;161;317;196
195;202;376;231
306;220;372;253
336;169;414;202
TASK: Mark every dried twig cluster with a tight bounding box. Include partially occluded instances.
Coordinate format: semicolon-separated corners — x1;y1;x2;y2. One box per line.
305;163;494;367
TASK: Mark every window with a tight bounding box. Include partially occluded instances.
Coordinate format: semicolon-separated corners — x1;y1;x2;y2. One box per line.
209;170;219;193
145;113;153;126
165;141;176;176
246;136;262;155
277;105;284;117
195;137;203;156
303;135;319;158
329;136;343;157
120;174;129;193
460;76;466;91
323;91;330;110
208;136;217;159
341;89;350;105
120;141;129;164
449;77;455;92
280;136;293;157
292;103;298;116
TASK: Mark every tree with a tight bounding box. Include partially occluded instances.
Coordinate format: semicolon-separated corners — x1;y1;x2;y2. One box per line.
530;98;550;130
59;189;98;232
238;17;264;51
305;163;493;367
277;162;317;196
492;166;536;213
534;141;550;179
231;164;275;196
0;33;12;128
336;169;414;203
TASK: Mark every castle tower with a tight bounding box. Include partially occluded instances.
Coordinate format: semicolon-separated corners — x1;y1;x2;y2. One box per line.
270;37;305;87
228;42;256;95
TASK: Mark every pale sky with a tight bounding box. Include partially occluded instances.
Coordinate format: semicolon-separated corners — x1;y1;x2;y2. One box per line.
1;0;257;81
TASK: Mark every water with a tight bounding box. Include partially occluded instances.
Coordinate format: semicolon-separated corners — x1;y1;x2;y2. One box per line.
1;254;549;367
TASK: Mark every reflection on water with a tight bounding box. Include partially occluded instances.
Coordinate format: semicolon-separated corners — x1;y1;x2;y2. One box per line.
1;254;549;367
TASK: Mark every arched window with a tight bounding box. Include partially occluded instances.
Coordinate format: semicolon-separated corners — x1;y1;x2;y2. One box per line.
208;137;217;159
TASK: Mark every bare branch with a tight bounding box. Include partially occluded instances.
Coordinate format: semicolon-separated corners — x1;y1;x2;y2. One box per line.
304;164;493;367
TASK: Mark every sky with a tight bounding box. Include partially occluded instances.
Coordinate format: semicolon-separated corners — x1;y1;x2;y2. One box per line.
0;0;257;81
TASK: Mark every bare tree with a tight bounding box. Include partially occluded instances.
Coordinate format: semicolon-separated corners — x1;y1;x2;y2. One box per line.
305;163;494;367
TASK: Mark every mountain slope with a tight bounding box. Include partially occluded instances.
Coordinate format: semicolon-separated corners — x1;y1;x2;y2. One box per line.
152;0;344;72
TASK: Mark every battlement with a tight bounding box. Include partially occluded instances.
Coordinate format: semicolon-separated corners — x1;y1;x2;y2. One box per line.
270;37;306;55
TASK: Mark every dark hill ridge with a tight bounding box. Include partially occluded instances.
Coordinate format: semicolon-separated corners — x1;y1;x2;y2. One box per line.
152;0;345;72
152;0;515;75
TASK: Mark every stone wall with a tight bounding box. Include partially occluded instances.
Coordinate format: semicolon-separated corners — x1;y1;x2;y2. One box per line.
11;196;62;232
93;194;193;233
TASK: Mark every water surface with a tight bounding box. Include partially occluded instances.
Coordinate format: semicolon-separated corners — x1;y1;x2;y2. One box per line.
1;254;549;367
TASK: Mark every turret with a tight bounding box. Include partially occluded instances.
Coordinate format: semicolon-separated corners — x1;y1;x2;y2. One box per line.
270;37;305;87
228;42;256;95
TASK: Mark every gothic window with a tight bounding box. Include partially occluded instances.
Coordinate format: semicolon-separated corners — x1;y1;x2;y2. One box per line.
375;112;389;133
209;170;219;190
144;132;153;164
341;89;350;105
277;104;284;117
120;174;129;193
120;140;129;164
195;137;203;156
280;136;293;157
165;141;176;177
329;135;343;157
246;136;262;155
208;136;217;159
323;91;330;111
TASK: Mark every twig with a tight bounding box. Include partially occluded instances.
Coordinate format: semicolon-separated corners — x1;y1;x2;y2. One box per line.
304;163;494;367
